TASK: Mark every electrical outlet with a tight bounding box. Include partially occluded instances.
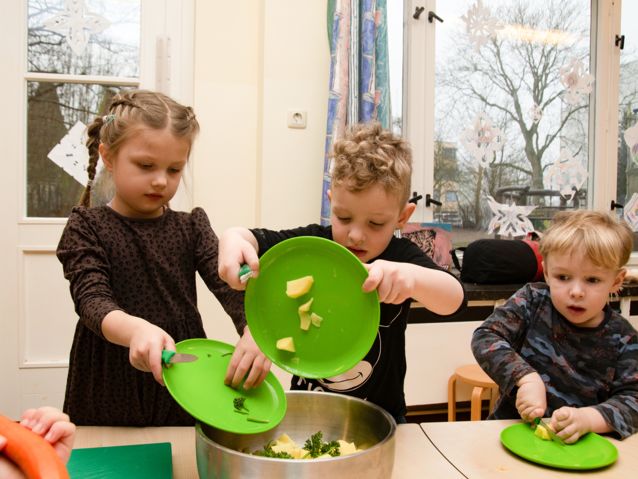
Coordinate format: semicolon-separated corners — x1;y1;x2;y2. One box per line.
287;110;307;129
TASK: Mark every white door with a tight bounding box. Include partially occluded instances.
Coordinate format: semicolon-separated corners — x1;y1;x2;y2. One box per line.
0;0;194;419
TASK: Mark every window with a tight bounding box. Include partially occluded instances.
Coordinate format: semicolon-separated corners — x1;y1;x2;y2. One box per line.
391;1;627;248
616;1;638;240
26;0;141;218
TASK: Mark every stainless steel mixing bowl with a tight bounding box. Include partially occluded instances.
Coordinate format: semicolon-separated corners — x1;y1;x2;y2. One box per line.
196;391;396;478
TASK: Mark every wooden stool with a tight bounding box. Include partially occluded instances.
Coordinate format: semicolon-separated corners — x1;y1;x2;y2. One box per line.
447;364;499;421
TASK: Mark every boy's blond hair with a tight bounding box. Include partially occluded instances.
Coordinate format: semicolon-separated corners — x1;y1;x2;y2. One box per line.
331;122;412;206
540;210;633;270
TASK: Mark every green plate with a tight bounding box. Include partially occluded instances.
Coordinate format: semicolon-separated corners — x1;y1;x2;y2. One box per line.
162;338;286;434
245;236;380;379
500;422;618;470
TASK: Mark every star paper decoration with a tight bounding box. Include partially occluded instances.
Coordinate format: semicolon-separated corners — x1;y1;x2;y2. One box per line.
623;193;638;231
486;195;536;238
44;0;110;56
560;58;594;105
623;121;638;167
47;121;92;186
544;150;588;201
461;0;500;51
460;113;504;168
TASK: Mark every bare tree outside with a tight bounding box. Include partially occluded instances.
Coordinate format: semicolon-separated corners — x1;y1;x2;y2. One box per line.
26;0;139;217
435;0;591;234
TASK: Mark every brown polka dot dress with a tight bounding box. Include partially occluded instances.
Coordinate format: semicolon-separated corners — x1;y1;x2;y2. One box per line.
56;206;246;426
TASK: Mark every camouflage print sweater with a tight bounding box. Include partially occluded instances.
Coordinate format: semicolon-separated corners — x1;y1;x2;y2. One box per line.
472;282;638;439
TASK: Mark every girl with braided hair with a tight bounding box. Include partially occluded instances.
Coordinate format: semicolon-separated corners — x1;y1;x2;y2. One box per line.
57;90;270;426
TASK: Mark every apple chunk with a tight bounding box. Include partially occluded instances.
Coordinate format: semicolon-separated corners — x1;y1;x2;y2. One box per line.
534;423;551;441
310;312;323;328
276;337;296;352
286;275;314;298
299;311;311;331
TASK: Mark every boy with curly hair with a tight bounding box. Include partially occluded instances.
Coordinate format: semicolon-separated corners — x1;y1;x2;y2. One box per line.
218;122;465;422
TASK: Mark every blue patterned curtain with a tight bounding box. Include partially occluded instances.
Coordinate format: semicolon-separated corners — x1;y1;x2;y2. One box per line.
320;0;390;225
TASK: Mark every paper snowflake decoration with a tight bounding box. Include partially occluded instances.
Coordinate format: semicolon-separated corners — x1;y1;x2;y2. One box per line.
486;195;536;238
460;113;504;168
623;193;638;231
44;0;110;55
544;150;588;201
47;121;92;186
529;103;543;124
623;121;638;167
461;0;500;51
560;58;594;105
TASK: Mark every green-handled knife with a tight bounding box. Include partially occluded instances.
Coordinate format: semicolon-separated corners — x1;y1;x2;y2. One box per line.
161;350;198;365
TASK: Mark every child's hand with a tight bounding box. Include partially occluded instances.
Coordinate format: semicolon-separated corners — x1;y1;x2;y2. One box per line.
128;321;176;386
19;407;75;464
551;406;608;444
224;326;272;390
0;407;75;479
515;372;547;422
218;228;260;291
362;260;415;304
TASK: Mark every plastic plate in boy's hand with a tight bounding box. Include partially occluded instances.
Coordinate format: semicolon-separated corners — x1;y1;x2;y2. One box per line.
245;236;380;379
162;338;286;434
500;422;618;470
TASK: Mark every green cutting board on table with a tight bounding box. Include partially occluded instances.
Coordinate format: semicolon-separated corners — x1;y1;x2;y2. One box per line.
67;442;172;478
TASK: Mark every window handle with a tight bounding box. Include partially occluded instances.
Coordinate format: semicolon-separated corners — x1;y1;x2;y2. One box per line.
409;191;423;205
428;11;444;24
615;34;625;50
425;194;442;207
413;7;425;20
611;200;624;210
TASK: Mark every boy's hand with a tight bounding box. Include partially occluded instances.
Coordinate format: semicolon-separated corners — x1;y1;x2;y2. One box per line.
19;407;75;464
218;228;260;291
515;372;547;422
551;406;608;444
362;260;415;304
128;321;175;386
224;326;272;390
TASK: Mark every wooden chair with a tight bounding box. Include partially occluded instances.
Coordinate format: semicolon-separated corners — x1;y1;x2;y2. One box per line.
448;364;499;421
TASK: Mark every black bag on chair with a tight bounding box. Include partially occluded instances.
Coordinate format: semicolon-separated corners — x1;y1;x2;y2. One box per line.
451;238;543;284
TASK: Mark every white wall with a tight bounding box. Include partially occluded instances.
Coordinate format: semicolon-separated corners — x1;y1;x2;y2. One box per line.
192;0;329;386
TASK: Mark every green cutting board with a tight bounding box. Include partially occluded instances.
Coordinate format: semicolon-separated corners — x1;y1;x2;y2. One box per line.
67;442;172;478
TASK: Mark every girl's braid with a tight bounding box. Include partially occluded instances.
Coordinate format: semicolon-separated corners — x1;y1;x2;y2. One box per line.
79;116;105;207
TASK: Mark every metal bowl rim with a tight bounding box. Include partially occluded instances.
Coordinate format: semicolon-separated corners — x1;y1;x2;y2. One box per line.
195;390;397;462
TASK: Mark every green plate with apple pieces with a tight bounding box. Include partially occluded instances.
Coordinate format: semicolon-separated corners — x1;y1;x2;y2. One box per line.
500;422;618;470
245;236;380;379
162;338;286;434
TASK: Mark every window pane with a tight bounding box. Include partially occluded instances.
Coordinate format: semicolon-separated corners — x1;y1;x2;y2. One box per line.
27;82;125;217
434;0;591;245
28;0;140;77
617;1;638;249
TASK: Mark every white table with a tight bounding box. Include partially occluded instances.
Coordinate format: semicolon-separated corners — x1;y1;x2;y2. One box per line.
421;420;638;478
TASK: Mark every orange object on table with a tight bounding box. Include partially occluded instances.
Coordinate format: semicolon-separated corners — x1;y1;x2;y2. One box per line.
0;414;69;479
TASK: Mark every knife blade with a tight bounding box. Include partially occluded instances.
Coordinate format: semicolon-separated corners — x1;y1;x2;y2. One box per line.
534;417;565;445
161;350;198;365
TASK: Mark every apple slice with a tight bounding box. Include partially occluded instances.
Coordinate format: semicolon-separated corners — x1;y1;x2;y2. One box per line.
286;275;314;298
310;312;323;328
276;337;296;352
299;311;311;331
